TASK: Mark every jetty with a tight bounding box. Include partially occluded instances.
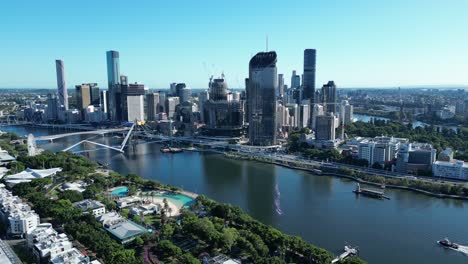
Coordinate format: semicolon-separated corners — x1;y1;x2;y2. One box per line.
353;183;390;199
331;245;359;263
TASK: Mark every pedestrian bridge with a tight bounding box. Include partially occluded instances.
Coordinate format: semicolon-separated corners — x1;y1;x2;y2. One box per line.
35;128;129;141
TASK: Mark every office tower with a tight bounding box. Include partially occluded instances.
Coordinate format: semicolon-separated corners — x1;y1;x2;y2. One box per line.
278;74;284;97
89;83;100;106
55;60;68;110
302;49;316;101
285;104;299;127
291;70;301;89
75;84;91;120
45;94;58;120
158;91;167;113
248;51;278;146
204;77;244;136
121;80;145;121
170;83;177;95
340;100;354;125
209;77;228;101
175;83;186;98
165;97;180;119
100;90;108;114
315;114;336;140
180;87;192;103
147;93;160;121
322;81;337;114
396;143;436;173
106;50;120;121
244;78;250;123
300;103;310;128
198;91;209;122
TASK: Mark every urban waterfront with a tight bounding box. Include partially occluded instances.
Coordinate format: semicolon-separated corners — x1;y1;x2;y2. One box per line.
2;125;468;264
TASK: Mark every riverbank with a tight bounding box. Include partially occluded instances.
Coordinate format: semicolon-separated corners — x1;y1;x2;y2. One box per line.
223;152;468;201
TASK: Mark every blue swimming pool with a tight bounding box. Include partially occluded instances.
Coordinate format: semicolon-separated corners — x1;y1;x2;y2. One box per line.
111;186;128;197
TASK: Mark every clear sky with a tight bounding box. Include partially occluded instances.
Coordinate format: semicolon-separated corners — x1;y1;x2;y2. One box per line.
1;0;467;89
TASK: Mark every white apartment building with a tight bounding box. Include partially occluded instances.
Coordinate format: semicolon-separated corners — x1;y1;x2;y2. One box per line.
0;186;39;236
433;160;468;180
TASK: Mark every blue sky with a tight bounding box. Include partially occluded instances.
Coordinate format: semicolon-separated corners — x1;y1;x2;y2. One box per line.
1;0;467;89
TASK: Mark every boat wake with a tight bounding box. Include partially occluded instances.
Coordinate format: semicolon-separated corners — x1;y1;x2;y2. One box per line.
456;245;468;255
274;183;283;215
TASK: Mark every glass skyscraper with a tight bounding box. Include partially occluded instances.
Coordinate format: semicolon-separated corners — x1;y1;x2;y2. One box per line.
106;50;120;121
303;49;316;101
248;51;278;146
55;60;68;110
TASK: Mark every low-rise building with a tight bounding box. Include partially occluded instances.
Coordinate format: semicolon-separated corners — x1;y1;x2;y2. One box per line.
116;196;141;209
0;148;15;166
49;248;88;264
0;185;39;236
432;160;468;180
96;212;146;244
5;167;62;187
73;199;106;217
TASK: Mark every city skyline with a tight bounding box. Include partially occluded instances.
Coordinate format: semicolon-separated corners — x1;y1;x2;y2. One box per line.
1;0;467;89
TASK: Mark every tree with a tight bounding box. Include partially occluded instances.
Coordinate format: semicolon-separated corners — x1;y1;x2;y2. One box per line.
58;190;84;203
178;253;201;264
161;224;174;239
371;162;383;170
154;240;182;260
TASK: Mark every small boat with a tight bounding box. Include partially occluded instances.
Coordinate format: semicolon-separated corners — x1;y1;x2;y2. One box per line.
437;238;459;249
160;148;171;153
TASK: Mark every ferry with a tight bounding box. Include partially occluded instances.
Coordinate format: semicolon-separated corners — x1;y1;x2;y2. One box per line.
353;183;390;199
437;238;459;249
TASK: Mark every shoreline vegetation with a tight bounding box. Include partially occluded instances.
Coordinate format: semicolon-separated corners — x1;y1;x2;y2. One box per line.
223;152;468;201
0;132;365;264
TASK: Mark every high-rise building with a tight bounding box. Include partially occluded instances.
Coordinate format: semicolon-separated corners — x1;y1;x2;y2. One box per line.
100;90;109;115
175;83;186;98
158;91;167;113
170;83;177;95
248;51;278;146
278;74;284;97
106;50;120;121
311;104;324;130
75;84;91;120
45;94;58;120
203;77;244;136
291;70;301;89
315;114;336;140
121;80;145;121
147;93;160;121
180;87;192;103
89;83;100;106
299;103;310;128
165;97;180;119
322;81;337;114
302;49;316;101
340;100;354;125
55;60;68;110
198;91;209;122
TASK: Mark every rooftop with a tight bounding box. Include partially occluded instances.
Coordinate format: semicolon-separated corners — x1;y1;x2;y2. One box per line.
73;199;105;212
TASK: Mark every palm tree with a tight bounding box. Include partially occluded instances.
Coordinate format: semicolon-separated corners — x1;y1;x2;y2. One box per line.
168;207;173;217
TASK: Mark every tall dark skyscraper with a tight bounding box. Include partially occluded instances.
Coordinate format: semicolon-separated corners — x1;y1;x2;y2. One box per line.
322;81;337;114
55;60;68;110
248;51;278;146
106;50;120;121
89;83;100;106
303;49;316;101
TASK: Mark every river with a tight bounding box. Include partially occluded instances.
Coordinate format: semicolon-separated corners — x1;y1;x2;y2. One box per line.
2;125;468;264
